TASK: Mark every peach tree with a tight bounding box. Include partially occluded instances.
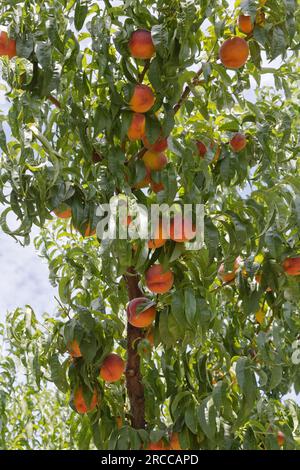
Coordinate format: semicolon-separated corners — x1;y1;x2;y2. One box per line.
0;0;300;450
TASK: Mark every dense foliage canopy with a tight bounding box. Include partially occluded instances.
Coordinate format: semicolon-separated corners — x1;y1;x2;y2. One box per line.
0;0;300;450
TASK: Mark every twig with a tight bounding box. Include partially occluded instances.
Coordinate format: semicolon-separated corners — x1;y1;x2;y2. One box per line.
173;66;204;115
47;94;62;109
138;59;150;83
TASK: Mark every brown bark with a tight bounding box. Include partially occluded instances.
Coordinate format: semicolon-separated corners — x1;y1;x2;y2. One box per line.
124;267;146;429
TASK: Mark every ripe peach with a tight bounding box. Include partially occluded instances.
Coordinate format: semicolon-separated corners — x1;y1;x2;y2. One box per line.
128;29;155;60
142;134;168;152
127;113;146;141
219;37;249;69
197;141;221;162
230;133;247;152
196;140;207;157
150;179;164;193
147;439;167;450
148;219;167;249
282;257;300;276
143;150;168;171
53;204;72;219
169;432;181;450
0;31;16;58
127;297;156;328
100;353;125;383
170;215;195;242
238;15;254;34
145;264;174;294
218;257;241;283
145;328;154;346
129;84;155;113
74;386;98;414
134;167;151;189
277;431;285;447
116;416;123;429
84;223;96;237
67;339;82;358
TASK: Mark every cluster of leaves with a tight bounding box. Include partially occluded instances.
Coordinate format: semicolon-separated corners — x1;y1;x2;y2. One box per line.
0;0;300;450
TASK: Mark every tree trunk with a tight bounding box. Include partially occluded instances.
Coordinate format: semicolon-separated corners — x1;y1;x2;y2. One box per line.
124;266;146;429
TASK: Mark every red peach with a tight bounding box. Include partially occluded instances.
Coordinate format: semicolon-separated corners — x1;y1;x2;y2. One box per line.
127;113;146;141
277;431;285;447
129;84;155;113
143;150;168;171
145;264;174;294
230;133;247;152
0;31;16;58
127;297;156;328
100;353;125;383
238;15;254;34
128;29;155;60
148;219;167;249
142;134;168;152
282;257;300;276
218;257;242;283
170;215;195;243
67;339;82;358
134;167;151;189
219;37;249;69
74;386;98;414
53;204;72;219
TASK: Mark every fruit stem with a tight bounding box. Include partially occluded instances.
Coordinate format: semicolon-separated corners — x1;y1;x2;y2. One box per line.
124;266;146;429
138;59;150;83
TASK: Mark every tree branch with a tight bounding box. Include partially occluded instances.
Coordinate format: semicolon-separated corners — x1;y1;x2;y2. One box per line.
124;266;146;429
47;94;62;109
138;59;150;83
173;66;204;115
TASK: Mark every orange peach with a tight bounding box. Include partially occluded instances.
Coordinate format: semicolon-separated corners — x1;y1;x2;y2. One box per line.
127;297;156;328
0;31;16;58
230;133;247;152
129;84;155;113
143;150;168;171
100;353;125;383
196;140;207;157
197;141;221;162
67;339;82;358
170;215;195;242
116;416;123;429
84;223;96;237
147;439;167;450
128;29;155;60
277;431;285;447
74;386;98;414
142;134;168;152
282;257;300;276
127;113;146;141
219;37;249;69
145;264;174;294
53;204;72;219
145;328;154;346
150;179;164;193
238;15;254;34
169;432;181;450
134;167;151;189
148;219;167;249
218;257;241;283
